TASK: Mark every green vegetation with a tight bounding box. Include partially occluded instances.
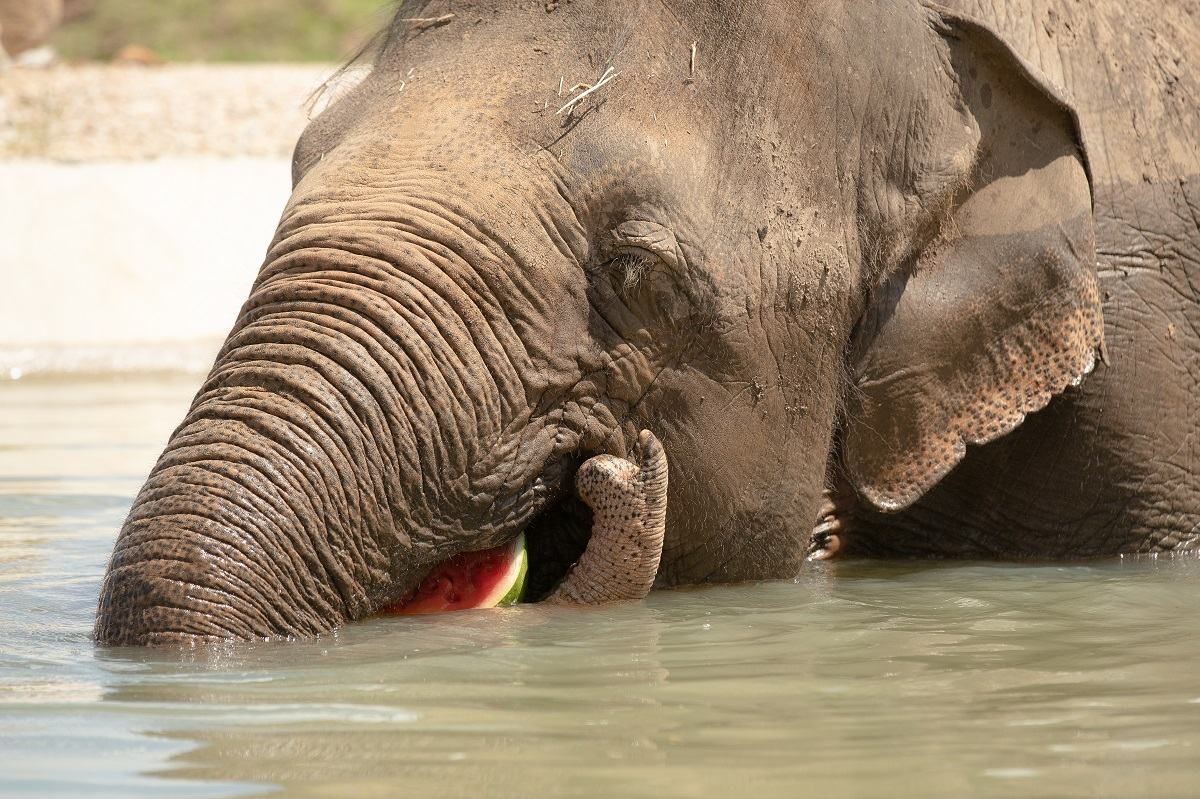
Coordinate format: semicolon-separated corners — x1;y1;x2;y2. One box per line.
55;0;400;62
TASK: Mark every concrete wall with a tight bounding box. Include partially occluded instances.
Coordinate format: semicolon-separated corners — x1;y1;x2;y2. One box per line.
0;158;293;377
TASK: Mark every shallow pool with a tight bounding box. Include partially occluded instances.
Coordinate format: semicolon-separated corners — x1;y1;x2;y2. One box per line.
1;375;1198;798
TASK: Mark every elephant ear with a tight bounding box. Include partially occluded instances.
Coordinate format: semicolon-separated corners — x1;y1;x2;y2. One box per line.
842;6;1106;511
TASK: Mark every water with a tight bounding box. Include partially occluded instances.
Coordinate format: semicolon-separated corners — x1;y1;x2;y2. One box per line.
1;375;1198;798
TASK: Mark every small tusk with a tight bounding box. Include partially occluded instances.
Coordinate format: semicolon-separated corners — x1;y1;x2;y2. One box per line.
813;519;842;537
807;535;841;561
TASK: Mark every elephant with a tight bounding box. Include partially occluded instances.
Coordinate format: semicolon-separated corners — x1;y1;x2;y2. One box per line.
95;0;1200;645
0;0;95;64
0;0;62;63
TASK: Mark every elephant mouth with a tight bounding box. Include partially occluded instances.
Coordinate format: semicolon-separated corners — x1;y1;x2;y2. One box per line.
380;430;669;614
522;466;595;600
380;456;594;613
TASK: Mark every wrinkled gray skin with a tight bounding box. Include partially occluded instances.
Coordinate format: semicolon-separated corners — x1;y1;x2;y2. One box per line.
95;0;1200;645
833;0;1200;557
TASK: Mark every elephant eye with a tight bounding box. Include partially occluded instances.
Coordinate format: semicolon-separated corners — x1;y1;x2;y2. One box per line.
592;221;699;322
608;220;686;273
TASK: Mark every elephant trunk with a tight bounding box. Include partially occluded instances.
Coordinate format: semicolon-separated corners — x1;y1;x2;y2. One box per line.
95;235;537;644
546;431;668;604
94;227;670;644
94;415;371;644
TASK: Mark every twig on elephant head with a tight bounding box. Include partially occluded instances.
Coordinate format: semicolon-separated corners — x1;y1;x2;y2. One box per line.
399;13;456;32
556;67;620;115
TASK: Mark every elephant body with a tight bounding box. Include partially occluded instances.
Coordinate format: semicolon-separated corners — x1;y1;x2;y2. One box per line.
95;0;1200;645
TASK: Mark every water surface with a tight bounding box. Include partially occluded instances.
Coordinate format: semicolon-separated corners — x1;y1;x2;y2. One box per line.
1;376;1198;798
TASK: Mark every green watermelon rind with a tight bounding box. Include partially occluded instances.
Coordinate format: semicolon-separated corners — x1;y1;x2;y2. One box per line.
486;532;527;608
384;533;527;615
496;541;527;607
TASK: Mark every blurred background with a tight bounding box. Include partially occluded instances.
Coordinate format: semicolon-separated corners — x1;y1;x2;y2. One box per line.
0;0;392;379
54;0;384;62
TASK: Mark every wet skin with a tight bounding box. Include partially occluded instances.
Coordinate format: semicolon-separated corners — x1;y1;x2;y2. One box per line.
95;0;1200;645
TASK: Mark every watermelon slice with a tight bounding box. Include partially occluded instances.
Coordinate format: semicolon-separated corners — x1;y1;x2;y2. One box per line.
381;533;527;615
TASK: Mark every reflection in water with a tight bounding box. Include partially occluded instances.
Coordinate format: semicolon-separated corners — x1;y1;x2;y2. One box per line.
1;377;1199;798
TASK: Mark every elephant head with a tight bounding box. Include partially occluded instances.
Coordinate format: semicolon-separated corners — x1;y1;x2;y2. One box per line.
95;0;1103;644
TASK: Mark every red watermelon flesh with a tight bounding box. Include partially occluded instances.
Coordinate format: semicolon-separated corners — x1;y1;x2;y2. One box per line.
380;534;527;615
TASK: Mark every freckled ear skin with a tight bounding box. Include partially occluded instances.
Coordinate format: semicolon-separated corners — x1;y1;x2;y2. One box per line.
843;6;1106;511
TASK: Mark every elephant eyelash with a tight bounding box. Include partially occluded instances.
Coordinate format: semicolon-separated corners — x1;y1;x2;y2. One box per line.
594;249;657;294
